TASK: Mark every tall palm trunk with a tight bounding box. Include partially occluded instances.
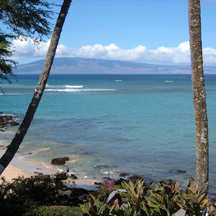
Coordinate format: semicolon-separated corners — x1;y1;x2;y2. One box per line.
188;0;209;192
0;0;72;175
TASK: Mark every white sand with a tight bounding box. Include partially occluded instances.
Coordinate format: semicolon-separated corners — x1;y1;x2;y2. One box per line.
1;164;30;181
0;150;57;181
0;150;98;190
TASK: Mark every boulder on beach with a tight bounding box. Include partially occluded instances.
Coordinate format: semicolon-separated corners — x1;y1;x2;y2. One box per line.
51;157;69;165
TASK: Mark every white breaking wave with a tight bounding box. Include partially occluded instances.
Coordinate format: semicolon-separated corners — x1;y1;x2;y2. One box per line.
46;84;83;88
45;88;115;92
65;85;83;88
27;147;50;155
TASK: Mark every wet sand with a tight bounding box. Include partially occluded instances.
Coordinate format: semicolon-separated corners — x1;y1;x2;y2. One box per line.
0;150;57;181
1;164;30;181
0;150;98;190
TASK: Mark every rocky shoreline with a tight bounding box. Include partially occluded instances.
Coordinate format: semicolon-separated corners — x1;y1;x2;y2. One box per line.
0;112;20;132
24;169;146;207
0;112;188;196
0;113;144;185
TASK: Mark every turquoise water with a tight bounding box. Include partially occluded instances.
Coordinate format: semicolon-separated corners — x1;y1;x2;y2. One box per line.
1;74;216;193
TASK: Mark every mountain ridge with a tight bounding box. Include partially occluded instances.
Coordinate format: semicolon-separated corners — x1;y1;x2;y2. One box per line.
14;57;216;74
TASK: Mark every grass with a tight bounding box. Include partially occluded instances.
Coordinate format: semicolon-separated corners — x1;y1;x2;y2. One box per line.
24;206;82;216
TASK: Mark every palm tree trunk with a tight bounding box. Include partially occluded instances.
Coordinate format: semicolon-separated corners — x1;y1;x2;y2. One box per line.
0;0;72;175
188;0;209;192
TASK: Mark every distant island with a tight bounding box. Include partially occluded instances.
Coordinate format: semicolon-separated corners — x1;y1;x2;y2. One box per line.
14;57;216;74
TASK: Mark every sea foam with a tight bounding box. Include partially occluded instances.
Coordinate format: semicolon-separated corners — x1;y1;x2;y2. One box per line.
46;84;83;88
45;88;115;92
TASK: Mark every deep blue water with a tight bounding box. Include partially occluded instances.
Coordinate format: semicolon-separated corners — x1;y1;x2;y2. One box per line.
1;74;216;193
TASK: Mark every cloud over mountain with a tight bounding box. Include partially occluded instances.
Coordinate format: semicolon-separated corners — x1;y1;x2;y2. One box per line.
11;37;216;65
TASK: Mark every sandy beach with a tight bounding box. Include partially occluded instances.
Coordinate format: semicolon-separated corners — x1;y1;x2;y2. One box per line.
1;164;30;181
0;149;98;190
0;149;57;181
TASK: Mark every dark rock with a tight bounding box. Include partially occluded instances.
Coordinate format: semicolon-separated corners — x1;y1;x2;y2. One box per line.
0;123;6;128
170;169;186;174
177;170;186;174
52;158;66;165
0;114;19;129
51;157;69;165
10;121;19;126
70;174;78;179
64;157;69;161
6;115;13;120
94;182;103;186
119;173;129;177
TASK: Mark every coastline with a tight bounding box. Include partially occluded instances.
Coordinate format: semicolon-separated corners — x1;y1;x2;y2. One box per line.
0;149;98;190
0;149;57;181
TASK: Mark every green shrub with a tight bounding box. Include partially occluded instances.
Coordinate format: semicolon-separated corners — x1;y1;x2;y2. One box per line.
2;175;61;205
120;179;152;215
145;180;181;216
96;179;116;202
0;175;212;216
176;177;209;216
0;175;64;216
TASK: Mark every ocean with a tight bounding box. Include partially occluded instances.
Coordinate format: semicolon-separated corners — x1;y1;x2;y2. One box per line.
1;74;216;194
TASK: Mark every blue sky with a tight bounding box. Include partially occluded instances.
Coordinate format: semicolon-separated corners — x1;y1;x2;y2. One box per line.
61;0;190;49
11;0;216;65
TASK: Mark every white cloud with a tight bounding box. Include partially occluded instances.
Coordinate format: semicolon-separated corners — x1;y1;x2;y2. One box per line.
11;37;50;60
10;37;216;65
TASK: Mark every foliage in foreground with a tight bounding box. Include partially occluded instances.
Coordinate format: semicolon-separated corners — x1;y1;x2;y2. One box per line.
80;178;214;216
1;175;216;216
0;0;56;82
24;206;81;216
0;175;64;216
